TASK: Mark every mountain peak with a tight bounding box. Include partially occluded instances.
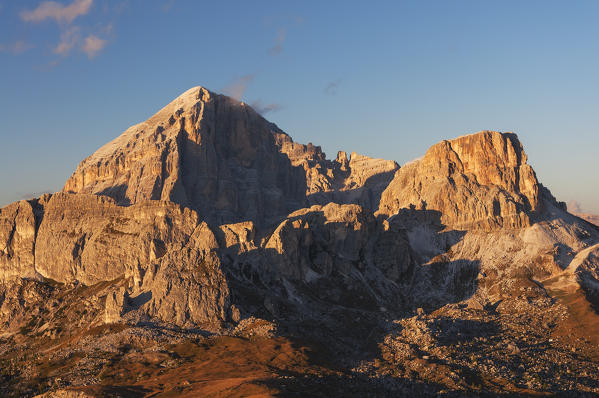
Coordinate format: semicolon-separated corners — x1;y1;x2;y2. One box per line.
63;85;402;226
378;130;541;230
63;84;301;226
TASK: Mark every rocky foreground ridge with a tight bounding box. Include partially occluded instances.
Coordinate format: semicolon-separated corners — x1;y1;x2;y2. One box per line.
1;86;599;396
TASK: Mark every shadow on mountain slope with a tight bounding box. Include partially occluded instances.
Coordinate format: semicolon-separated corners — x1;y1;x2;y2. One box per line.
306;168;398;212
217;206;484;395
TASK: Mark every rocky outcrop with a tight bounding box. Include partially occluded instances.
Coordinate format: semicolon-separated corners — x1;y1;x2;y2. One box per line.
378;131;541;230
5;85;599;396
64;87;308;226
3;120;596;332
1;192;231;328
35;193;202;285
217;203;427;313
138;221;230;327
0;199;41;281
64;87;399;226
296;150;399;210
567;243;599;307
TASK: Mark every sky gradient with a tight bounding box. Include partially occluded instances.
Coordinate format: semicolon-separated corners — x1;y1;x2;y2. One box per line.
1;0;598;212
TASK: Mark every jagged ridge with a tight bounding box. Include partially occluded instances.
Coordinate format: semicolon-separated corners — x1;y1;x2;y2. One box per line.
1;86;599;396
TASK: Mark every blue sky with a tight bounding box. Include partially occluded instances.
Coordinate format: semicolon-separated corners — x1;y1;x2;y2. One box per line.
1;0;598;212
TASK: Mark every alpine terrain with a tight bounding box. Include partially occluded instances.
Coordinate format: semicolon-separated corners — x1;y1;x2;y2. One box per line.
1;86;599;397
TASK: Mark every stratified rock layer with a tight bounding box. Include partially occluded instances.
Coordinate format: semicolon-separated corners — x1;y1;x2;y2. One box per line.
4;85;599;398
64;87;398;226
378;131;541;230
64;87;308;226
2;192;231;329
0;199;41;281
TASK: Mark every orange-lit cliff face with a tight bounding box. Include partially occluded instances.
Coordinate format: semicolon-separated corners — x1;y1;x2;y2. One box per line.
378;131;543;231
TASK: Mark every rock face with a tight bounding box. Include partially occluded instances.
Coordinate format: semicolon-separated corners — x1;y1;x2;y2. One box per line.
3;91;597;330
0;199;40;281
35;193;203;285
64;87;397;226
217;202;471;314
4;86;599;396
378;131;542;230
305;151;399;210
2;94;597;332
2;192;231;329
64;87;308;226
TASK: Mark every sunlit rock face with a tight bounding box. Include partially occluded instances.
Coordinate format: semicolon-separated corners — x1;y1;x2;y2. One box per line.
1;192;232;329
3;89;596;333
378;131;542;230
4;86;599;395
64;87;399;226
63;87;309;226
0;199;40;281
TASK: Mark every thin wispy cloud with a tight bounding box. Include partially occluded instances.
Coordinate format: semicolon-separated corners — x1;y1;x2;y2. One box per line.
250;100;283;115
324;79;341;95
20;0;93;24
0;40;34;54
269;28;286;56
82;34;105;58
54;26;80;55
223;74;255;101
20;0;111;61
163;0;176;12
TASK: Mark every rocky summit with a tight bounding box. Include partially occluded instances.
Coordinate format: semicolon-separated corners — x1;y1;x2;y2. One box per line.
1;86;599;397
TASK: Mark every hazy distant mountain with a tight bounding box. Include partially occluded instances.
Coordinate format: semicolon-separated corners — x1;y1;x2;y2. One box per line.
1;87;599;396
568;200;599;226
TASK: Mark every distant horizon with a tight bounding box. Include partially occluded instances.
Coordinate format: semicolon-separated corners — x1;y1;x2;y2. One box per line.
1;1;598;213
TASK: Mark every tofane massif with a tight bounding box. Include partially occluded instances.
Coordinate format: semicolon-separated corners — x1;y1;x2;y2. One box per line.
1;86;599;397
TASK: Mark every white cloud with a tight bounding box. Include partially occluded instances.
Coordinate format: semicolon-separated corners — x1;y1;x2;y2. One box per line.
53;26;80;55
223;74;255;101
250;100;282;115
18;0;111;62
21;0;93;24
81;34;105;58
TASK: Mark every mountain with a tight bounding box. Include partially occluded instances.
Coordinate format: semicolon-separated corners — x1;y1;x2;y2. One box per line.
377;131;544;230
63;86;397;226
568;201;599;226
1;87;599;397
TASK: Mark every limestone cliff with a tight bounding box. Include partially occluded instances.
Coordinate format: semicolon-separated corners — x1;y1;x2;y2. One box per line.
3;87;599;396
2;192;231;329
64;87;397;226
0;199;40;281
378;131;542;230
64;87;310;226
